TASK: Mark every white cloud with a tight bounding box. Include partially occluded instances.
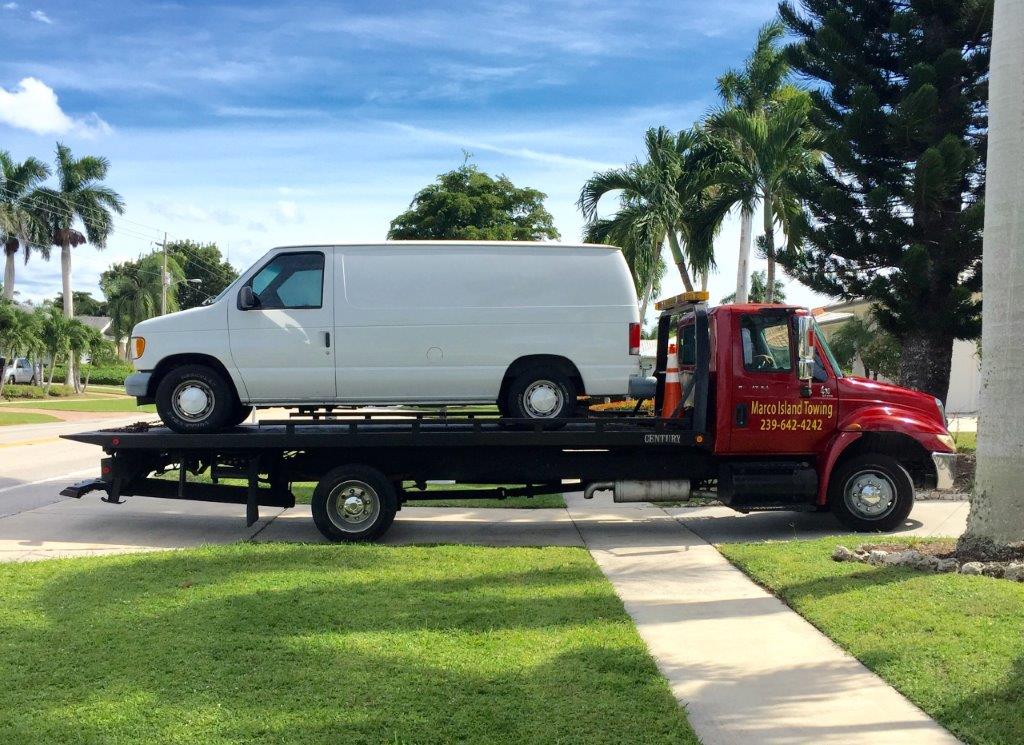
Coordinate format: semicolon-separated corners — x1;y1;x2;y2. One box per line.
147;201;241;226
0;78;110;137
30;8;51;23
3;3;19;10
274;200;303;224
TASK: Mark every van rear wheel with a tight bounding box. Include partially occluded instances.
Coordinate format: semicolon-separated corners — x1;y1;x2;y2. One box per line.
505;367;577;421
155;364;236;434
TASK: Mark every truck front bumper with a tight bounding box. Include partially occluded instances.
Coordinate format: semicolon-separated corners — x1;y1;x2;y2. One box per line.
124;371;152;398
932;452;957;491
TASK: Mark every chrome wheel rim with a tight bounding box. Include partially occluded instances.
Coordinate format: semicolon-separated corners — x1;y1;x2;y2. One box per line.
171;380;215;422
522;380;564;418
326;480;380;532
844;470;897;519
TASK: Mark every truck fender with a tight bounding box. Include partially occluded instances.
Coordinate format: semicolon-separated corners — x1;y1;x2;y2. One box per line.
816;431;863;505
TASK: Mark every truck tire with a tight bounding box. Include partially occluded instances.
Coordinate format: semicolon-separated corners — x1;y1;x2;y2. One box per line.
155;364;236;434
505;367;577;421
312;465;398;542
829;454;914;532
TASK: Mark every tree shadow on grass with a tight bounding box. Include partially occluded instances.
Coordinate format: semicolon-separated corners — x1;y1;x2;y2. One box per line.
1;544;699;744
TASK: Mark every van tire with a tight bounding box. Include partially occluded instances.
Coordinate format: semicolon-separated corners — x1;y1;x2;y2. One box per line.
830;454;914;532
312;465;398;542
228;404;254;428
505;367;577;421
155;364;237;434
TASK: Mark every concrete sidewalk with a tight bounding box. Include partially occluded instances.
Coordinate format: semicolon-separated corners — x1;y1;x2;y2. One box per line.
565;493;959;745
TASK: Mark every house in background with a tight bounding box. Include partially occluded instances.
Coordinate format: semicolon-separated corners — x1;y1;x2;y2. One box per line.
814;300;980;414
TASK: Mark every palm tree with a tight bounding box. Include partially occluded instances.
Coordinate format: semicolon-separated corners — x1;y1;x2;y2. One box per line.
0;152;51;300
961;0;1024;551
720;270;786;304
37;305;73;394
583;204;666;320
579;127;714;296
36;143;124;389
710;20;801;304
699;95;820;303
103;253;182;356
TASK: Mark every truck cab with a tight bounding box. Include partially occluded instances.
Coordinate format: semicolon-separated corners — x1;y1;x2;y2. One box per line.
653;293;956;531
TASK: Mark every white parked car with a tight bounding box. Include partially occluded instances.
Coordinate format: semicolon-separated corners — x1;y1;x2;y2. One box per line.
3;357;37;385
127;242;641;433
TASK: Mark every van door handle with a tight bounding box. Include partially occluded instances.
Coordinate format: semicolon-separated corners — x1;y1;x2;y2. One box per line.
324;331;331;348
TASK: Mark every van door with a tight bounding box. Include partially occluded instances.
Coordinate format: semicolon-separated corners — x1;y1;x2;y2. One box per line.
729;310;837;454
228;249;335;401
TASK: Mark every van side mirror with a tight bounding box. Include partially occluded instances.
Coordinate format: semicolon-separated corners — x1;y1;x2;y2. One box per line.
238;286;259;310
795;315;815;397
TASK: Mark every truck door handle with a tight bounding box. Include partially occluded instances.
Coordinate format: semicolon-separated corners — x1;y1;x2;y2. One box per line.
735;403;748;427
324;332;331;348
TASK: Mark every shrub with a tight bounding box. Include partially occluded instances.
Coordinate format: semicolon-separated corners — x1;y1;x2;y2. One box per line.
1;384;72;400
50;362;133;386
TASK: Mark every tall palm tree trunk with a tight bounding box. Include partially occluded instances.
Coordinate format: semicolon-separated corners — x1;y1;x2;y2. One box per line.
3;241;17;301
638;275;654;324
665;231;694;292
735;207;753;303
60;239;82;392
762;193;776;303
44;352;58;395
960;0;1024;551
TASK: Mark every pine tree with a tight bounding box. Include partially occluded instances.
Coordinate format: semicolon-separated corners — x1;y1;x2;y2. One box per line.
777;0;992;403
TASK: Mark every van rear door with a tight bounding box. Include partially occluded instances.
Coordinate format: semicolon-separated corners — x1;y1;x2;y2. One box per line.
228;249;336;402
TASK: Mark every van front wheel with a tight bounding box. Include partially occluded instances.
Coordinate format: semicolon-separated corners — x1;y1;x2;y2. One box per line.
505;367;577;420
155;364;236;434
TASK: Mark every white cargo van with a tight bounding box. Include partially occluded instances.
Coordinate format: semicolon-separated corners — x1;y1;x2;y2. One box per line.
126;242;641;433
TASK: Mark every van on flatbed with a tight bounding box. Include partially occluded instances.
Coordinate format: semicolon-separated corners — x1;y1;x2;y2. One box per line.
63;292;957;542
125;242;641;433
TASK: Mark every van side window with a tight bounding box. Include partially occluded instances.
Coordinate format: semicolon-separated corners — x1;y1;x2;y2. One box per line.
740;314;792;373
248;252;324;309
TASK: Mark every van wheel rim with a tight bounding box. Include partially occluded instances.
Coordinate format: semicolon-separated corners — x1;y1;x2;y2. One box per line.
523;380;563;418
844;470;896;519
172;381;215;421
327;480;380;532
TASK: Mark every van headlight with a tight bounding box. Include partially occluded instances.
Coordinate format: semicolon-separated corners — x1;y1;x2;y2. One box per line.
934;397;946;425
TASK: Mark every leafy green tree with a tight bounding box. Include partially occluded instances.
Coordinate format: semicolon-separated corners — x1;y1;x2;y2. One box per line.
579;127;715;296
166;240;238;310
54;291;107;316
70;321;107;392
0;151;50;301
102;253;183;354
829;315;901;381
388;163;559;241
721;271;787;304
37;305;73;393
776;0;992;403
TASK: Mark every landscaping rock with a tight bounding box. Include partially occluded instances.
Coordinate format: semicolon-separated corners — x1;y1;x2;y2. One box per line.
1004;563;1024;582
959;562;984;575
832;545;855;562
916;555;942;571
867;550;890;565
935;558;960;573
982;563;1005;578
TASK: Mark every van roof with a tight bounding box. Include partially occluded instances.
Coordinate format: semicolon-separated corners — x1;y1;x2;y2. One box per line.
271;241;618;250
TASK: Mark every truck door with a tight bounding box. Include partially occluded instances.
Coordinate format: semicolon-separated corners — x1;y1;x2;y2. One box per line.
729;310;837;454
228;249;336;402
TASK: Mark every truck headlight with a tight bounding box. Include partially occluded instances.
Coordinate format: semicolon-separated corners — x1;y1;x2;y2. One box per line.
131;337;146;360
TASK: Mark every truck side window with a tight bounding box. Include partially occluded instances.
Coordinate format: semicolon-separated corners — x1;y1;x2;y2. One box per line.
740;315;792;373
248;252;324;309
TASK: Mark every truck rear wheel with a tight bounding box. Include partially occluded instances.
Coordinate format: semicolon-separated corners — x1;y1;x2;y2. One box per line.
155;364;236;434
505;367;577;421
829;454;914;532
311;465;398;542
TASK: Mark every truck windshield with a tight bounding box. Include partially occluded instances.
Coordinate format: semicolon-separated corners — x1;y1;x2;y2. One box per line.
813;319;844;379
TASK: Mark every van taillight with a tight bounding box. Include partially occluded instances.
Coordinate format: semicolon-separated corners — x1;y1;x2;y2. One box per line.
629;322;641;355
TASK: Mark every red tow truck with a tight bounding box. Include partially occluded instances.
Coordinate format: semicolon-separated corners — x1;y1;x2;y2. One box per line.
61;292;956;541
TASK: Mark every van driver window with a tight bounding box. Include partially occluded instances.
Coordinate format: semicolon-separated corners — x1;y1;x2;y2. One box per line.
740;315;792;372
248;252;324;309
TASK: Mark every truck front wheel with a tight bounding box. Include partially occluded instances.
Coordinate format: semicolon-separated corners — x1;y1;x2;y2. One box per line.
155;364;237;434
311;465;398;542
829;453;914;532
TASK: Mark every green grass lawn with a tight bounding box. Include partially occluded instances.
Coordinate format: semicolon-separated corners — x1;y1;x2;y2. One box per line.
953;431;977;452
11;397;155;413
0;411;61;426
161;470;566;508
0;543;696;744
720;537;1024;745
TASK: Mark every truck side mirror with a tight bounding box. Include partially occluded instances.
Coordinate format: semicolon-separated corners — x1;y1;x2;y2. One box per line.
238;286;259;310
796;315;815;397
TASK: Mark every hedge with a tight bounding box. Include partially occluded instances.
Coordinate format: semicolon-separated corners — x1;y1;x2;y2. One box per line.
49;363;133;387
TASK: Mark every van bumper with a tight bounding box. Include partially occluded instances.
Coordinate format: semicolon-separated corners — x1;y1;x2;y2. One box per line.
124;371;152;398
931;452;957;491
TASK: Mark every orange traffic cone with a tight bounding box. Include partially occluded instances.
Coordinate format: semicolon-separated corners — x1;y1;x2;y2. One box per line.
662;343;681;418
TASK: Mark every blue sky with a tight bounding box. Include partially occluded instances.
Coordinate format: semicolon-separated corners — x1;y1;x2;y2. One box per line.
0;0;830;314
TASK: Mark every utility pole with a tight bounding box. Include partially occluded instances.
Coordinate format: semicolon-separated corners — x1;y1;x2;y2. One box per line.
158;232;168;315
